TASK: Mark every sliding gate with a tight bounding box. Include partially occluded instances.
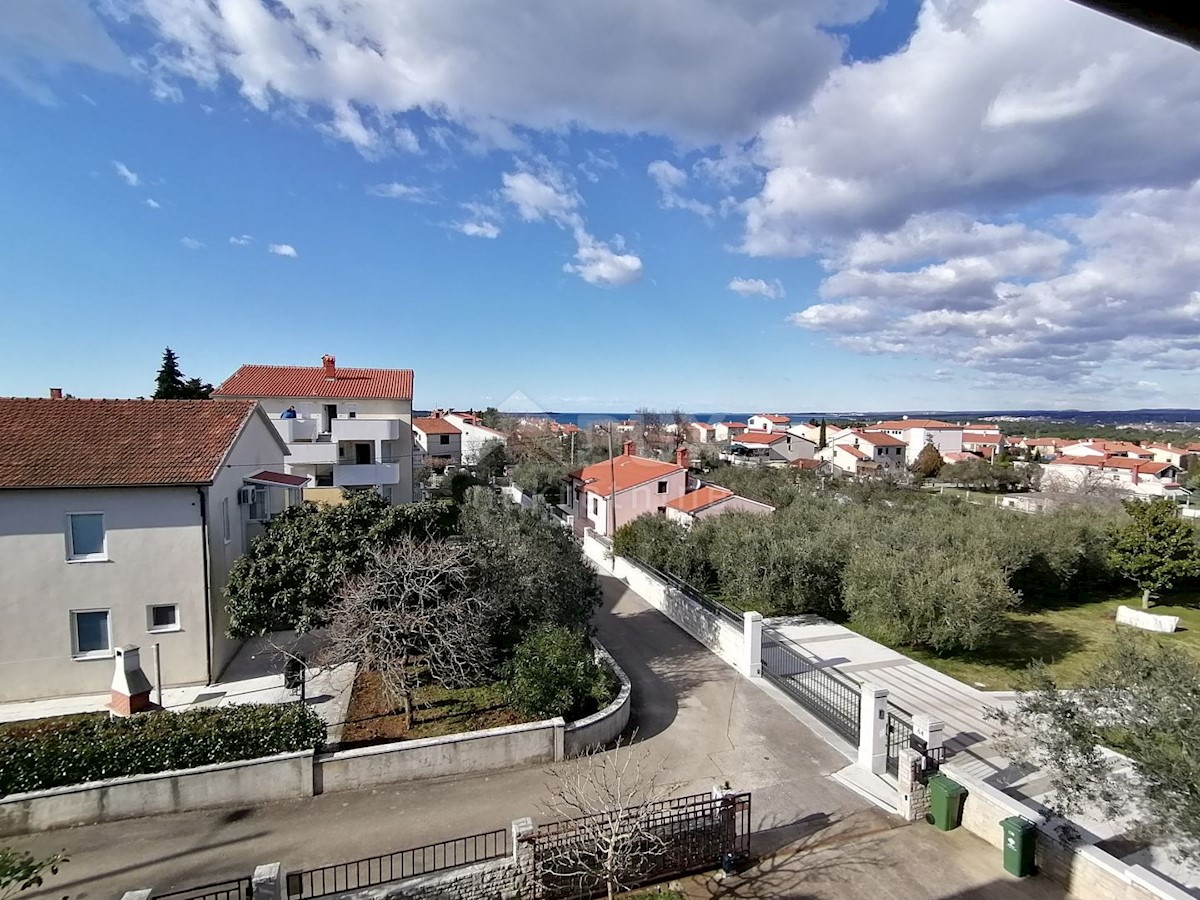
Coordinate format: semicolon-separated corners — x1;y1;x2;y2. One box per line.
760;630;860;745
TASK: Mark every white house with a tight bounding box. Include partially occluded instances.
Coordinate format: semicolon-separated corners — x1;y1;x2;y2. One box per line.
827;429;908;476
412;416;462;471
1145;443;1196;469
442;411;507;465
1059;440;1152;460
729;430;815;465
664;484;774;527
961;431;1004;459
789;421;826;445
687;421;716;444
567;444;690;537
713;421;747;442
747;414;791;433
864;418;964;465
0;397;298;702
1043;456;1185;498
215;355;415;505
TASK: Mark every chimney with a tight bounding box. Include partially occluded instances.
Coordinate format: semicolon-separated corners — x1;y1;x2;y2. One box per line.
321;355;336;378
49;388;63;399
623;440;635;457
676;447;689;469
109;645;155;717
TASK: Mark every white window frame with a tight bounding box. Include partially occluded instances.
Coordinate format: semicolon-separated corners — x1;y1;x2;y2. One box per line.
70;608;113;659
66;512;107;562
247;485;271;523
222;496;231;544
146;603;181;634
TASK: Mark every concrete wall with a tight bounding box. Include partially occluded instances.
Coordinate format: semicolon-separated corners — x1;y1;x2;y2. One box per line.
443;414;506;466
0;485;212;702
564;642;632;756
582;531;744;669
0;750;313;837
315;719;564;795
942;763;1192;900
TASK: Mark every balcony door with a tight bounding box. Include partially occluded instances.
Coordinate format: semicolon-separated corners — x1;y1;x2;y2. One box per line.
354;442;372;465
321;403;338;432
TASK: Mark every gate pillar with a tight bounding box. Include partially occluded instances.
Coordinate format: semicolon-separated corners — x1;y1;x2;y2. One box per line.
857;683;888;775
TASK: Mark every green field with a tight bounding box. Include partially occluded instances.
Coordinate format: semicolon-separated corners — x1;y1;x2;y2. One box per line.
853;592;1200;691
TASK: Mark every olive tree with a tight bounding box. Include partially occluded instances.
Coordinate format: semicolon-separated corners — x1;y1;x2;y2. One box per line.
1109;498;1200;609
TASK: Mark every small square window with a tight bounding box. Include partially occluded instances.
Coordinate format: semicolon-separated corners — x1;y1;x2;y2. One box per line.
71;609;111;658
147;604;180;633
657;481;668;493
439;434;451;445
67;513;106;561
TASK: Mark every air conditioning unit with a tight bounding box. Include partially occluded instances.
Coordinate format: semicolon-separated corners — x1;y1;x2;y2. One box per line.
236;487;255;505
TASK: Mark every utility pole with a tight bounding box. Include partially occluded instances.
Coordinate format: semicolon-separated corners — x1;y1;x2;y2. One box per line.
607;425;617;537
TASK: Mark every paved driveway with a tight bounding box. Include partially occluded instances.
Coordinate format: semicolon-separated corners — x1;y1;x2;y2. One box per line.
13;573;870;898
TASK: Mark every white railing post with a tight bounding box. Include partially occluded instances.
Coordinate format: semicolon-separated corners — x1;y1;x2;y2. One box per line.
913;713;944;757
742;611;762;677
858;683;888;775
252;863;283;900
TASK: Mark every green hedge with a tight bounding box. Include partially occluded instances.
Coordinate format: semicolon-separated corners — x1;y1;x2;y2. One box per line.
0;703;326;796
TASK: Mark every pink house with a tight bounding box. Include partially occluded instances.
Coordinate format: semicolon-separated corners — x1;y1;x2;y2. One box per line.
567;442;689;536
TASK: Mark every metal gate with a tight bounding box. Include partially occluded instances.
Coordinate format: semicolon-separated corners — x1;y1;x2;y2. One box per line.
885;708;914;777
761;630;860;744
152;877;252;900
522;791;751;899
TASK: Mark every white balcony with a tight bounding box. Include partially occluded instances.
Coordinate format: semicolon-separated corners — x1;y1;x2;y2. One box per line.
334;463;401;486
332;418;401;442
272;417;320;443
286;441;338;465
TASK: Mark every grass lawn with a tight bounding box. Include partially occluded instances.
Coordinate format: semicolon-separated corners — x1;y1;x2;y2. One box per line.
339;671;529;748
854;591;1200;691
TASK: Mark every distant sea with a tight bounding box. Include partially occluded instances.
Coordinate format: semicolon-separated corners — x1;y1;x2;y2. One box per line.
485;409;1200;430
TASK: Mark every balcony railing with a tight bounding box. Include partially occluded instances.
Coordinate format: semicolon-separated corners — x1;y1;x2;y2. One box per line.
332;418;401;442
287;442;338;465
273;417;320;443
334;463;401;486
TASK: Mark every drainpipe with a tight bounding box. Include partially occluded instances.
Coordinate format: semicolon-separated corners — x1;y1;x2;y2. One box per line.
196;487;214;684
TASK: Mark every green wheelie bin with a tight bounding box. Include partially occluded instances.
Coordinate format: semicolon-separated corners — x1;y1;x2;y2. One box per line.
1002;816;1037;877
927;775;967;831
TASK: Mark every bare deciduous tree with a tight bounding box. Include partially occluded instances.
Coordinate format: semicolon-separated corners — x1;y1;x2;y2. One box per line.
318;537;486;729
539;737;671;900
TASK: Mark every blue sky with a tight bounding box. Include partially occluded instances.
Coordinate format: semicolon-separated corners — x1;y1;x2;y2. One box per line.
2;0;1199;412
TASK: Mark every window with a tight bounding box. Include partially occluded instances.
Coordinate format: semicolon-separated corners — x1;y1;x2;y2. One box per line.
222;497;231;543
147;604;180;633
66;513;106;561
439;434;451;445
657;481;668;493
657;506;666;515
71;609;111;658
248;486;270;522
592;497;599;515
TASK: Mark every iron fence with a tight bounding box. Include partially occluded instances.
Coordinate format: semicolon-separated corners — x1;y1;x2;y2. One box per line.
152;877;252;900
522;791;751;900
284;829;509;899
760;631;860;744
885;706;914;777
626;556;743;627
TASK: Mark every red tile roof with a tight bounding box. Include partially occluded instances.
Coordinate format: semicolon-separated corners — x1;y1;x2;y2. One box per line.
246;470;309;487
965;422;1001;431
755;414;790;424
665;485;733;514
215;360;414;400
734;431;790;445
0;398;260;489
689;422;715;430
963;432;1001;444
412;416;461;435
569;453;683;496
869;418;960;430
837;444;871;461
718;422;747;428
792;458;825;470
849;429;906;448
1049;456;1171;475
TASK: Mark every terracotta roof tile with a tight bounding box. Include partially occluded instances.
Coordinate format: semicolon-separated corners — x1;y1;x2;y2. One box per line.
215;361;413;400
849;429;906;447
733;431;789;445
963;432;1001;444
665;485;733;514
756;414;790;424
837;444;871;460
1049;456;1171;475
0;398;259;489
869;418;960;430
246;470;308;487
569;453;683;496
792;458;825;470
412;416;461;435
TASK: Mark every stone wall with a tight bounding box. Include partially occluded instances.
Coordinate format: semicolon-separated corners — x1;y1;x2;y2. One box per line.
326;858;525;900
941;763;1192;900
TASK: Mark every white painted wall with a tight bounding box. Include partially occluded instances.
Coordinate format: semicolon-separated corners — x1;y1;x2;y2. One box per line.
443;414;507;466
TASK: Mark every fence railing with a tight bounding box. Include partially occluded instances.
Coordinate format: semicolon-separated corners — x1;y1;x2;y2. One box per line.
626;556;744;628
885;705;914;777
153;877;252;900
760;630;861;745
284;829;509;899
521;791;751;900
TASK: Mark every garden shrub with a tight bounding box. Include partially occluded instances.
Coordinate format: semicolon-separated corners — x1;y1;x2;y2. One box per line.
506;627;616;721
0;703;326;795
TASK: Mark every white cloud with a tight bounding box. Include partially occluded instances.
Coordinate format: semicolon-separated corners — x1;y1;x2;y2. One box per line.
180;236;204;250
455;220;500;239
116;0;879;149
501;164;642;287
144;198;160;209
789;181;1200;384
647;160;713;218
739;0;1200;255
229;234;253;246
367;182;431;203
728;277;784;299
112;160;140;186
0;0;127;103
269;243;298;258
